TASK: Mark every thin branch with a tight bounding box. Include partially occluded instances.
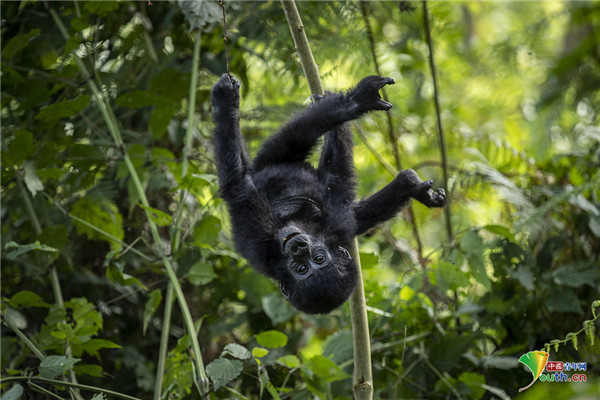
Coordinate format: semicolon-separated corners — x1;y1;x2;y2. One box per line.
360;1;427;267
280;1;373;399
423;1;453;241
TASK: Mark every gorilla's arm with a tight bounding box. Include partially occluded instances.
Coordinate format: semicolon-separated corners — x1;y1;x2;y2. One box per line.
354;169;445;235
211;74;279;277
252;76;395;171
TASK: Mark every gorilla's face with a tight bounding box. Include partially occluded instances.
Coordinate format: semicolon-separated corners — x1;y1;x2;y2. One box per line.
277;225;357;314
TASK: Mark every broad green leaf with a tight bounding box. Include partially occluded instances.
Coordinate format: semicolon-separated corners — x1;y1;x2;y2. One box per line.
2;29;40;58
84;1;120;15
206;358;243;390
252;347;269;358
482;224;515;241
509;266;534;290
139;204;172;227
80;339;121;358
4;241;58;260
305;355;349;383
546;289;583;314
468;254;491;290
23;161;44;196
143;289;162;335
71;197;124;250
149;103;177;139
221;343;251;361
436;261;469;291
262;293;295;325
187;262;217;286
10;291;50;309
256;330;288;348
0;384;24;400
359;252;379;269
35;95;90;123
277;355;301;369
73;364;103;377
39;355;80;379
550;262;599;288
178;0;222;30
458;372;486;399
460;230;483;254
116;90;157;109
193;215;221;247
322;330;353;364
4;130;34;166
106;265;146;289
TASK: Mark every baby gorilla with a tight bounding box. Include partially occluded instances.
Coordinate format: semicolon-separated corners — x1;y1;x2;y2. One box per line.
211;74;445;314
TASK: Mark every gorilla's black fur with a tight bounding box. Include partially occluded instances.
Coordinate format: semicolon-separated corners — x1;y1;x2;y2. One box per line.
211;74;445;314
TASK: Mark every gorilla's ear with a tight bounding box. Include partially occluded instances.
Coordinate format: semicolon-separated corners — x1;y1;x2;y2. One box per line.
280;282;290;299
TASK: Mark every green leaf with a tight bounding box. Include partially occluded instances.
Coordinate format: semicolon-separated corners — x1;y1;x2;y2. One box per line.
221;343;251;361
460;230;483;254
277;355;301;369
4;241;58;260
4;130;34;166
305;355;350;383
2;28;40;58
10;291;50;309
193;215;221;247
35;95;90;123
178;0;222;30
187;262;217;286
359;252;379;269
143;289;162;335
468;254;491;290
252;347;269;358
73;364;103;377
509;266;534;290
482;224;516;241
116;90;158;109
139;204;172;227
23;161;44;197
206;358;243;390
436;261;469;291
322;330;354;364
149;103;177;139
39;355;80;379
80;339;121;358
550;262;599;288
84;1;120;15
71;197;124;250
458;372;486;399
256;330;288;349
106;265;146;289
0;384;24;400
262;293;295;325
546;289;583;314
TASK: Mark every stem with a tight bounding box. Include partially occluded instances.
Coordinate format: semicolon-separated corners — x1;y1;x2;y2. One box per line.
18;180;83;400
1;312;46;360
153;284;175;399
48;5;209;395
423;1;453;241
280;1;373;399
0;376;143;400
182;29;202;179
360;1;426;268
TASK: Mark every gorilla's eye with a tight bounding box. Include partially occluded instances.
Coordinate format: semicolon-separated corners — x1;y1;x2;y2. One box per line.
314;254;325;264
297;265;309;275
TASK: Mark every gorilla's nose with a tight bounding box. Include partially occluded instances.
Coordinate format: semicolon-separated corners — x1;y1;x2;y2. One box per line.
290;238;309;258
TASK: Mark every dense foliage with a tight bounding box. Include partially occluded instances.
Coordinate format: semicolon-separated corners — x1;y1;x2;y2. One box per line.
1;1;599;399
